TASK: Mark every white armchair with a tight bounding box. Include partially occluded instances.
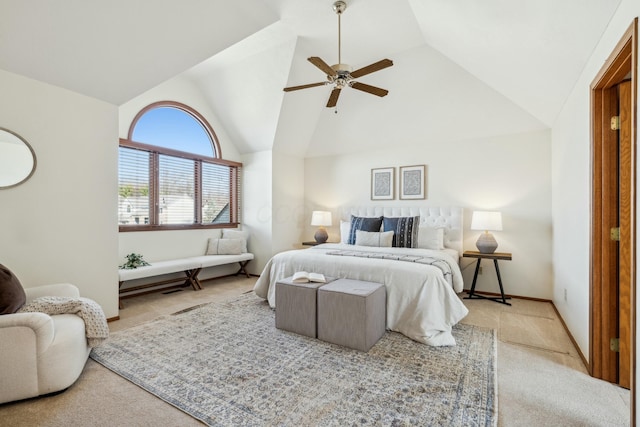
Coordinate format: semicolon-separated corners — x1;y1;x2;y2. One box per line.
0;283;91;404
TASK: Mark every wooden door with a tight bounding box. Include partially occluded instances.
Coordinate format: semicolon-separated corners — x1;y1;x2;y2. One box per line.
618;79;632;389
590;21;636;396
591;84;621;384
590;18;637;423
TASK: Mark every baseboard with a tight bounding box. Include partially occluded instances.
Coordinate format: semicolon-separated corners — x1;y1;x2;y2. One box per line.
549;302;589;371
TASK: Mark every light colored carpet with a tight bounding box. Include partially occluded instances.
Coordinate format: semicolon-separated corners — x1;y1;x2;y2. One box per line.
499;311;572;355
91;293;497;426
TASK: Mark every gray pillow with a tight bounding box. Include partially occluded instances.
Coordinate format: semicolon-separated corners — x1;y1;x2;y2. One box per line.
348;216;383;245
0;264;26;314
383;216;420;248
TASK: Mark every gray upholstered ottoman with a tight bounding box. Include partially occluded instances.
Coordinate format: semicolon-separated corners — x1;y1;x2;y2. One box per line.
275;276;333;338
317;279;386;352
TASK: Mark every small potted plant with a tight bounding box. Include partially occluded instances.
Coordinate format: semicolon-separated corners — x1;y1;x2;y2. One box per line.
119;253;151;269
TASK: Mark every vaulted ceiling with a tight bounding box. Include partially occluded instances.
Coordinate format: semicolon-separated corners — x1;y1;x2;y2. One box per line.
0;0;621;157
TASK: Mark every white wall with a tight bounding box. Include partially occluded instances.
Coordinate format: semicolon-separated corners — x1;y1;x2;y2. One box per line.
240;149;306;274
272;150;305;254
551;1;639;364
305;129;552;299
242;150;273;274
0;69;119;317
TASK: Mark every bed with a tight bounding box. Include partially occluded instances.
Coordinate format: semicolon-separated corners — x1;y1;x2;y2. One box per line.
254;206;469;346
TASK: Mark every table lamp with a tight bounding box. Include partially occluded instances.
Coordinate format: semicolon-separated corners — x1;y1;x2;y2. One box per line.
470;211;502;254
311;211;332;243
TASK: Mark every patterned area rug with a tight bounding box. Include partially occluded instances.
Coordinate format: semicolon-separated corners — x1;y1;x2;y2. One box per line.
91;294;497;426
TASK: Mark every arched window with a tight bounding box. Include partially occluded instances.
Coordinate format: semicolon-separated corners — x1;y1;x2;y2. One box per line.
118;101;241;231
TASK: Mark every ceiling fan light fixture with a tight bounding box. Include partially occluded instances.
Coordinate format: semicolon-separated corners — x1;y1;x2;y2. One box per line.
331;63;352;73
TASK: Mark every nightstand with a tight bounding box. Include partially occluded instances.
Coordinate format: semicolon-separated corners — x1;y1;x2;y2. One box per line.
302;241;337;246
463;250;512;305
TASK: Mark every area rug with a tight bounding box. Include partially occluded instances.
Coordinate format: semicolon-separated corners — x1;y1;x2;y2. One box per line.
91;294;497;426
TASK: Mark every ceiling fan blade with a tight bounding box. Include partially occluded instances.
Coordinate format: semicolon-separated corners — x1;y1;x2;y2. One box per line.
351;82;389;97
308;57;337;77
283;82;326;92
350;59;393;79
326;87;342;108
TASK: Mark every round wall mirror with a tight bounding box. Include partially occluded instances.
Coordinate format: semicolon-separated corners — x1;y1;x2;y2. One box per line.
0;128;37;189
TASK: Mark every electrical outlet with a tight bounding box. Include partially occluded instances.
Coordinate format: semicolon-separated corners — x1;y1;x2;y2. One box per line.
564;288;568;302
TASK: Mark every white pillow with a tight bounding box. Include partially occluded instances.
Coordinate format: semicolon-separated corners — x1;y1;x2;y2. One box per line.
207;229;222;240
417;226;445;250
340;220;351;244
355;230;394;247
206;238;243;255
222;229;249;253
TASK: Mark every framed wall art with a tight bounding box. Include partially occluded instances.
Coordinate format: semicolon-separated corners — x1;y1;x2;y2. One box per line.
399;165;425;200
371;167;395;200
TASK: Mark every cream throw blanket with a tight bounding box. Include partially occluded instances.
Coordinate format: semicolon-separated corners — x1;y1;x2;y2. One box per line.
19;296;109;347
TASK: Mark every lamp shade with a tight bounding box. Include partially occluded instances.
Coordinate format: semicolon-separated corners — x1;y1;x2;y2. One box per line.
311;211;332;227
470;211;502;231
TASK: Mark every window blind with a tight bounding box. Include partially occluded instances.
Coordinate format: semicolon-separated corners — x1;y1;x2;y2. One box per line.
118;147;150;225
158;154;195;224
118;142;241;229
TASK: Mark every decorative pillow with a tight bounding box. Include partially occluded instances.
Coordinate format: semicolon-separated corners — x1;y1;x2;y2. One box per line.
340;220;351;244
207;229;222;240
206;238;243;255
355;230;394;247
222;229;250;253
348;216;383;245
417;226;445;250
383;216;420;248
0;264;26;314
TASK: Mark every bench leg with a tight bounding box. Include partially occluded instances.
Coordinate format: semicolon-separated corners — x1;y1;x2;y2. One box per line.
236;260;251;278
185;268;202;290
118;281;124;309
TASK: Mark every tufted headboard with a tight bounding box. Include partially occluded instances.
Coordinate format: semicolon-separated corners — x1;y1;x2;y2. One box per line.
339;206;464;257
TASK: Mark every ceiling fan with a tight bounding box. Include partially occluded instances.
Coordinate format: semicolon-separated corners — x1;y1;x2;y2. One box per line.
283;0;393;109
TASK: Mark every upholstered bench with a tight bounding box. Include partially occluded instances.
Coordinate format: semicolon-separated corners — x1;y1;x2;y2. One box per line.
317;279;386;352
275;276;335;338
118;253;254;307
189;253;254;285
118;258;202;288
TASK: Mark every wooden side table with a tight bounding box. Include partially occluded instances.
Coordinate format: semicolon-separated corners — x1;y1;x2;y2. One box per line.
302;241;337;246
463;250;512;305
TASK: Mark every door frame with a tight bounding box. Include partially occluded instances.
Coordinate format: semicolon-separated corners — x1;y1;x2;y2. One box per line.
590;18;637;421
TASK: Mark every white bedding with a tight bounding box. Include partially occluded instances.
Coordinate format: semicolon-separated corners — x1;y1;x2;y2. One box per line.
254;243;469;346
